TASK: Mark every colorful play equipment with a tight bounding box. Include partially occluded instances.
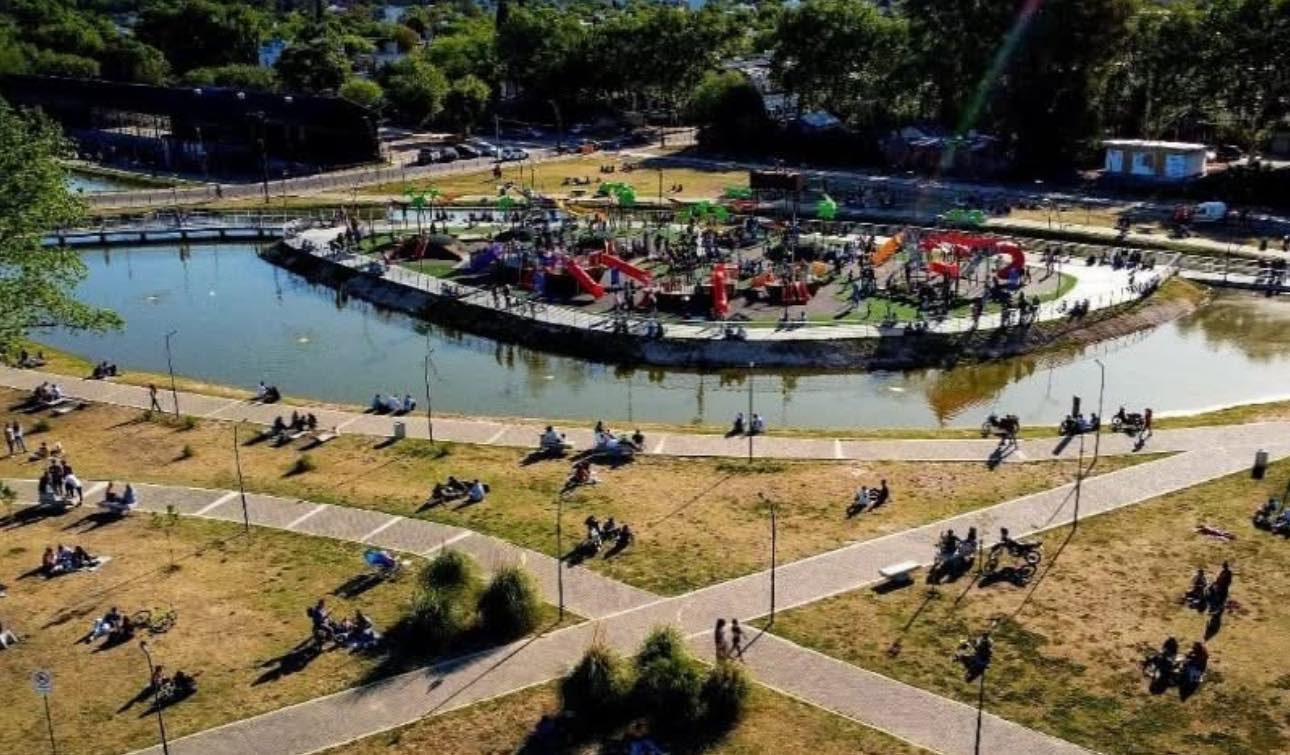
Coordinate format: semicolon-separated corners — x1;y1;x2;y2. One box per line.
593;251;652;285
916;231;1025;280
711;264;730;317
563;256;605;299
873;233;903;266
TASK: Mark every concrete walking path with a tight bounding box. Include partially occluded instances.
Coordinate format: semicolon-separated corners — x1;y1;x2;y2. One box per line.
6;365;1285;463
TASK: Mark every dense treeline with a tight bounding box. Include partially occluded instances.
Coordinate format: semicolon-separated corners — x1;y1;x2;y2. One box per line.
0;0;1287;173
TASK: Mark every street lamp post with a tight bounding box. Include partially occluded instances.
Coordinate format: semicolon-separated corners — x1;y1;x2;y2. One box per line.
423;352;435;443
747;361;755;463
163;330;179;418
139;642;171;755
555;493;565;622
761;492;778;624
232;423;250;535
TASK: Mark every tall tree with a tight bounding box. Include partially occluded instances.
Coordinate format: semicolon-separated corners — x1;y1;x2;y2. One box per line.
275;34;350;94
136;0;265;74
0;102;120;350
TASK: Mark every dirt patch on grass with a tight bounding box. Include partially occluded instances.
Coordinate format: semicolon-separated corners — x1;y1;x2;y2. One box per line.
0;390;1149;595
764;460;1290;755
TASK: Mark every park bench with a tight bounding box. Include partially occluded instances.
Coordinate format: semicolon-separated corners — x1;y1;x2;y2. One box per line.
878;560;920;586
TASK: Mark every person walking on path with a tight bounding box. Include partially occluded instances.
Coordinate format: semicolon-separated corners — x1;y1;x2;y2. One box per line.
149;383;162;412
1141;407;1153;441
11;421;26;454
714;618;729;661
730;618;745;661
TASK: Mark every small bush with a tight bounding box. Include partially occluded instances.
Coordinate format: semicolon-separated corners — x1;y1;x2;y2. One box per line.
701;661;751;729
288;453;317;475
180;414;199;431
477;565;542;639
178;444;195;460
30;419;51;434
559;644;630;720
635;626;689;670
418;549;480;596
409;589;472;649
633;626;705;730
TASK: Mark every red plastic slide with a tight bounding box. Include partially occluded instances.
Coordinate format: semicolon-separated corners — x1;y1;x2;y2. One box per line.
564;258;605;299
928;261;960;279
994;241;1025;279
712;264;730;317
599;253;652;284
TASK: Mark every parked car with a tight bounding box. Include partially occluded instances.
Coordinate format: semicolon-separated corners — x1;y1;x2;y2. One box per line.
1214;144;1244;163
469;140;499;158
501;147;529;161
416;148;442;165
437;146;459;163
454;143;481;159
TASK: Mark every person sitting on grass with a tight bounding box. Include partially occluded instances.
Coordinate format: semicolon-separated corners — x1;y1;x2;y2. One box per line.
106;614;136;644
749;414;766;435
873;479;890;507
257;382;270;402
271;416;287;437
401;394;416;413
348;610;380;651
306;413;319;431
86;607;123;642
0;618;19;649
852;485;871;513
466;479;488;504
630;429;646;450
1186;568;1208;608
1182;642;1209;687
40;547;57;576
101;483;137;514
568;460;597;488
540;426;566;452
307;599;331;646
584;515;603;550
371;394;386;413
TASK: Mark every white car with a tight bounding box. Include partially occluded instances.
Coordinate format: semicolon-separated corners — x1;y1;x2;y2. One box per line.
501;147;529;162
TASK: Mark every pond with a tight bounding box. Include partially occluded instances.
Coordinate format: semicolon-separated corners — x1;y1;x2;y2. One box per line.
67;172;141;194
34;243;1290;429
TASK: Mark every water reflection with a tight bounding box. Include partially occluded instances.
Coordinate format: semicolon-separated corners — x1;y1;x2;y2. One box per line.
35;244;1290;429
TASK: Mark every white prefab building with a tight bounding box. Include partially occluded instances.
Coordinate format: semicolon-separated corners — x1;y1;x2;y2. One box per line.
1103;139;1207;182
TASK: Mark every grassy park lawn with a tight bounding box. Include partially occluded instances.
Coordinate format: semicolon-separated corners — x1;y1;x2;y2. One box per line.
759;460;1290;755
322;681;924;755
0;390;1147;595
362;154;748;202
0;513;415;755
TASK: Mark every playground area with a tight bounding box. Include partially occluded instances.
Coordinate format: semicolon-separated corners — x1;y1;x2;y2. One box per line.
371;215;1150;328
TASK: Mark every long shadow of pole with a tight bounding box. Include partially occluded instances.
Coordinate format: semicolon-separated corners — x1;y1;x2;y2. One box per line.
974;666;987;755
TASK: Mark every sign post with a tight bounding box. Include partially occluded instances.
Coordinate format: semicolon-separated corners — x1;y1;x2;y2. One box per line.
32;670;56;754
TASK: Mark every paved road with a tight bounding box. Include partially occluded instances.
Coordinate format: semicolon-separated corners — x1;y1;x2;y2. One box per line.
7;365;1283;463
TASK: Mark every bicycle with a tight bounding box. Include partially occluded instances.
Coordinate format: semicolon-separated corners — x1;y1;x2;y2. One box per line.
131;605;179;635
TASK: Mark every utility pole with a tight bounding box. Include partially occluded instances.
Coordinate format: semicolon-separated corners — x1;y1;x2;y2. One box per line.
233;423;250;535
140;643;171;755
761;492;778;624
747;361;755;462
423;351;435;443
555;493;565;621
164;330;179;417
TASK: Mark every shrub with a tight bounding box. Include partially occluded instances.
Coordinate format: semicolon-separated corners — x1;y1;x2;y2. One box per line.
180;414;199;431
701;661;751;729
178;444;195;460
418;549;480;596
288;453;317;475
559;644;630;720
477;565;542;639
633;627;704;730
30;419;51;434
409;589;472;650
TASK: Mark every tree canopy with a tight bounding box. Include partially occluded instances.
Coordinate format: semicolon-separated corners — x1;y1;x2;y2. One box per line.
0;101;120;349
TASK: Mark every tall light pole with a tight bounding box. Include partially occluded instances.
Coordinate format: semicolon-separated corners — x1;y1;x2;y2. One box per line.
163;330;179;418
555;493;565;622
747;361;755;462
139;642;171;755
232;423;250;535
423;353;435;444
761;492;778;625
